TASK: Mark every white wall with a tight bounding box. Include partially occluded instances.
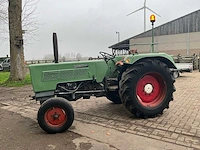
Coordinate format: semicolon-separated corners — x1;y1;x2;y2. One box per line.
130;32;200;55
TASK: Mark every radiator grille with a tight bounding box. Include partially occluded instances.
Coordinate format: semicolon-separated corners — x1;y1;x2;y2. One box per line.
59;70;73;80
74;69;88;78
42;71;59;81
42;68;89;82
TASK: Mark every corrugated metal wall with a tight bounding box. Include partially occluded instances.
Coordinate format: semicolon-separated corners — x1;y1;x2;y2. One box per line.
134;9;200;38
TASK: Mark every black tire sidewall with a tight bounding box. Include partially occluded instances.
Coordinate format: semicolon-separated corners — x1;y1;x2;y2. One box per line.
121;60;174;117
37;97;74;134
106;91;122;104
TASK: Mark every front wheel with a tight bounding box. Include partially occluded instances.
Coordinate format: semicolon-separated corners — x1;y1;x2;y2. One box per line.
37;97;74;134
119;59;175;118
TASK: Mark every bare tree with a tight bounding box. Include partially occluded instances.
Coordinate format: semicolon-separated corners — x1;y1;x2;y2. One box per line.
43;53;84;62
0;0;8;41
0;1;8;23
43;54;54;61
22;0;39;43
76;53;82;61
43;54;68;62
8;0;25;81
0;0;39;42
0;0;39;81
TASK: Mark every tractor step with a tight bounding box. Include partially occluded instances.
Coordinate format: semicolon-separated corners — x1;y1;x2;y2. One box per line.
107;85;118;91
107;78;118;81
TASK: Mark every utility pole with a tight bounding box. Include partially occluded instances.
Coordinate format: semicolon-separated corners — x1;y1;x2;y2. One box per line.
150;14;155;53
116;31;120;43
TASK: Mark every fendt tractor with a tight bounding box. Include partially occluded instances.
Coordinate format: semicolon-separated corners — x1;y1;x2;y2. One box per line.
29;33;176;133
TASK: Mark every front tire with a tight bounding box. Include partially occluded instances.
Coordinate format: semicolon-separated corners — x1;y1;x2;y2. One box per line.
119;59;175;118
37;97;74;134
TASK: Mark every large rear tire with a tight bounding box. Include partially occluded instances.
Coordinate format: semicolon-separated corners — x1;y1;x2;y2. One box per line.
106;91;122;104
37;97;74;134
119;59;175;118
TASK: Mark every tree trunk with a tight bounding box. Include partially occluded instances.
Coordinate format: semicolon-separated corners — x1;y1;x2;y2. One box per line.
8;0;25;81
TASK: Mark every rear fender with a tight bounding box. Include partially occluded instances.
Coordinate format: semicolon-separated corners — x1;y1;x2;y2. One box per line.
123;53;177;69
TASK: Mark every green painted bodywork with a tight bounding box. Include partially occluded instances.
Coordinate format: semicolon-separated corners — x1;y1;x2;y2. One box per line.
29;60;108;92
123;53;176;67
29;53;176;93
105;55;124;77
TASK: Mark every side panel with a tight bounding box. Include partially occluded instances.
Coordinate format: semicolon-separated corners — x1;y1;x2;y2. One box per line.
29;60;108;92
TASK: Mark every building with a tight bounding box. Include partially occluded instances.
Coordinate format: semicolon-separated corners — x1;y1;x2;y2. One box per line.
109;9;200;56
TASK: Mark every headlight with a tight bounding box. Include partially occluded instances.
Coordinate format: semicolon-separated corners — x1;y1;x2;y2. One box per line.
125;59;130;63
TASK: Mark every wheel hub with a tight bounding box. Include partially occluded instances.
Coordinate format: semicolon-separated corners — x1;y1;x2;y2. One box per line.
144;84;153;94
52;112;60;120
45;107;67;126
136;74;166;106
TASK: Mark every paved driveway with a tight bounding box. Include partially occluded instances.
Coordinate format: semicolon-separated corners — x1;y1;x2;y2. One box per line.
72;71;200;149
0;71;200;149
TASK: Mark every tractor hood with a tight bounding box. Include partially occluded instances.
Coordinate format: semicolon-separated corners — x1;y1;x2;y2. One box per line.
29;60;108;92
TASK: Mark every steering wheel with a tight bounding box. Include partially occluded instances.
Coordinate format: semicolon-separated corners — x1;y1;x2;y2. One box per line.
99;51;114;60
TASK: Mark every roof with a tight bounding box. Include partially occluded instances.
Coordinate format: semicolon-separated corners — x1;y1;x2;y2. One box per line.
108;38;130;50
109;9;200;50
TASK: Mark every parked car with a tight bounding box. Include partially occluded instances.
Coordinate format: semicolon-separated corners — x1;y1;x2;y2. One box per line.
0;64;3;71
0;58;10;71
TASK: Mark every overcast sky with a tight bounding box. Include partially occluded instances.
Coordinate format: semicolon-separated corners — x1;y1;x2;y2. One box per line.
1;0;200;60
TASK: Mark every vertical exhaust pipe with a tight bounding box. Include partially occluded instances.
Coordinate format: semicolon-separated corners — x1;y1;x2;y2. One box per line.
53;33;59;63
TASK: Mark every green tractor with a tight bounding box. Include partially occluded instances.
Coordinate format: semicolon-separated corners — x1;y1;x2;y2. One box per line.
29;33;176;133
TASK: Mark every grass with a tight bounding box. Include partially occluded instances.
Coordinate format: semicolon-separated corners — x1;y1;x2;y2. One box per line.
0;71;31;87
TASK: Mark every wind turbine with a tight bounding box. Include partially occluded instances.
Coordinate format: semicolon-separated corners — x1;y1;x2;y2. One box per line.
127;0;161;32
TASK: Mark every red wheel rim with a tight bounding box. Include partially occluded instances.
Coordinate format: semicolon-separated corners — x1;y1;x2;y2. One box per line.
44;107;67;127
136;73;166;107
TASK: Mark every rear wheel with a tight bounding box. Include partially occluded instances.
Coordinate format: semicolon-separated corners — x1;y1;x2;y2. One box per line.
119;59;175;118
37;97;74;133
106;91;122;104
